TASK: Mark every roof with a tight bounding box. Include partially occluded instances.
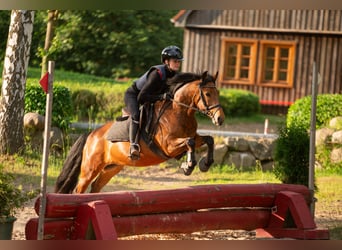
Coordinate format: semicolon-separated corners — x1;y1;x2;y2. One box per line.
171;10;342;35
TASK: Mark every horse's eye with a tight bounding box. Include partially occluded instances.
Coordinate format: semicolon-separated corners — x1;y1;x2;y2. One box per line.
205;92;210;97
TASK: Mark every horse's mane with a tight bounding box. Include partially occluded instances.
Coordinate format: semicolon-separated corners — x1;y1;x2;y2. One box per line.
167;71;215;94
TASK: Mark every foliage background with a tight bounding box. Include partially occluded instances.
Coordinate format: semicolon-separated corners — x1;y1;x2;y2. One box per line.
0;10;183;78
287;94;342;130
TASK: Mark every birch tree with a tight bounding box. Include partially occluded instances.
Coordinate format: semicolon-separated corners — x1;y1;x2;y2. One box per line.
0;10;34;154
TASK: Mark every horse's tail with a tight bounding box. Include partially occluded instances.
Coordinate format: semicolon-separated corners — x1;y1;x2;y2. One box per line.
54;133;89;193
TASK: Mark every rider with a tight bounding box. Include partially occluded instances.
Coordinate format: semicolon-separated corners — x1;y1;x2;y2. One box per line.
124;45;183;160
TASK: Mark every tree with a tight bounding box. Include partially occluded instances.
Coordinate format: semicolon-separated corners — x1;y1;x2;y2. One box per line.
0;10;35;155
41;10;58;77
39;10;183;77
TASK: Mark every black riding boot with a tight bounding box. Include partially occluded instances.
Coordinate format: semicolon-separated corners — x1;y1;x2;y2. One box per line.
129;119;140;160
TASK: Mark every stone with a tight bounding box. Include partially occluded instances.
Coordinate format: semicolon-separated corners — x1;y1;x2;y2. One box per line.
315;127;334;146
248;138;276;161
226;151;256;170
331;130;342;144
261;160;274;171
330;148;342;163
213;144;229;165
195;144;228;166
225;136;250;151
23;112;45;130
48;127;64;150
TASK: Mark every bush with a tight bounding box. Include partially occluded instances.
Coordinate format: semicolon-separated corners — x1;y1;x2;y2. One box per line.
287;94;342;130
68;86;261;123
0;164;37;219
71;89;99;121
25;85;73;131
70;88;125;122
95;91;125;121
273;124;315;189
219;88;261;117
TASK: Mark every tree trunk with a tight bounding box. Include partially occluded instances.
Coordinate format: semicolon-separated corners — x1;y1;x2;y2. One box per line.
0;10;35;155
41;10;58;77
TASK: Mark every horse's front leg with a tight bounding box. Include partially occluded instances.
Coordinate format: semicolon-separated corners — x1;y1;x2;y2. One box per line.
196;135;214;172
180;137;197;176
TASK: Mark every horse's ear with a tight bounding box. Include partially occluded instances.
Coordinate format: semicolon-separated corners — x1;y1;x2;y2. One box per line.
201;71;208;82
214;71;219;82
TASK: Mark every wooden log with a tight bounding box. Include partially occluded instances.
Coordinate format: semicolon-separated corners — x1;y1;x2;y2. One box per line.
26;208;270;240
35;184;311;218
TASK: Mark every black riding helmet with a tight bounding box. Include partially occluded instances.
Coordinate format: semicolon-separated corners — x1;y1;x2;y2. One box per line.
161;45;184;63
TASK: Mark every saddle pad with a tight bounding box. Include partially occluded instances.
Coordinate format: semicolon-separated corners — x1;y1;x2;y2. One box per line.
106;118;130;142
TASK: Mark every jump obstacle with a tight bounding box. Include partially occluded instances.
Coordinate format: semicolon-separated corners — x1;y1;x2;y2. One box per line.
25;183;329;240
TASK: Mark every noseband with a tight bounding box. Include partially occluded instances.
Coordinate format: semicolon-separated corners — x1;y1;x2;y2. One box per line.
198;85;221;117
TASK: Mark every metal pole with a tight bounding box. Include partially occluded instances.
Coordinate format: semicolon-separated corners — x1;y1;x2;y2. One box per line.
309;61;318;216
37;61;54;240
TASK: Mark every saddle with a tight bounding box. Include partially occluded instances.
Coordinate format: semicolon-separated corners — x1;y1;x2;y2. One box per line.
106;103;170;160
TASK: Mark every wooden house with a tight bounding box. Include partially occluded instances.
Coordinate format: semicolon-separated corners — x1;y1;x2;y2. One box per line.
171;10;342;114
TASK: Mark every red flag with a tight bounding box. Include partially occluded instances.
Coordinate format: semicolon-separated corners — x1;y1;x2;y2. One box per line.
39;72;49;94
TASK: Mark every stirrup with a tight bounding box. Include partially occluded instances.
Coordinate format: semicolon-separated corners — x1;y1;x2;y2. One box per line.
129;143;140;160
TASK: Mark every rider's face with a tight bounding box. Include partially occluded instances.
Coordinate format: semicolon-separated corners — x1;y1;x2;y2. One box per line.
166;58;182;72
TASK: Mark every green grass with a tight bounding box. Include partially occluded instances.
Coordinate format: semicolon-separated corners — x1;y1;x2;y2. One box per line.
1;141;341;239
26;67;131;92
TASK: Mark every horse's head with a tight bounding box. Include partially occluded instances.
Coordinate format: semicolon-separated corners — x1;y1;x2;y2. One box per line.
168;71;225;126
196;71;225;126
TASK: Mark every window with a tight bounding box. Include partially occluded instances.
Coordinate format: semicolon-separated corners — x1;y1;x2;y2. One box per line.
220;38;257;85
220;38;296;88
258;41;296;88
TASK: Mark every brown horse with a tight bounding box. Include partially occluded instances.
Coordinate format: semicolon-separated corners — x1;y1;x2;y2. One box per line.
55;71;225;193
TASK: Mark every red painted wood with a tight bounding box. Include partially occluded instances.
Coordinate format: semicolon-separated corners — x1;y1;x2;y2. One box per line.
36;184;310;218
72;201;117;240
25;209;270;240
25;184;329;240
259;100;294;106
268;191;316;229
25;218;73;240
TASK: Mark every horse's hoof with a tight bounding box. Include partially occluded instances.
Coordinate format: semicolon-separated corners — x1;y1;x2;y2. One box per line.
199;157;211;172
180;162;194;176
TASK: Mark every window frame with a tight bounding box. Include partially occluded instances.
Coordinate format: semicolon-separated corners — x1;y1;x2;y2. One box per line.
219;37;258;85
257;40;296;88
219;37;297;88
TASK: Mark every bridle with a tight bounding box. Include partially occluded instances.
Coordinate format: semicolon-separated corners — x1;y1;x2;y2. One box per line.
170;81;221;119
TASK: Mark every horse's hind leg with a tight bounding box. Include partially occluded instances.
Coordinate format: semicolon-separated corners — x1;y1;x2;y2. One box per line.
75;158;106;193
90;165;124;193
76;166;99;193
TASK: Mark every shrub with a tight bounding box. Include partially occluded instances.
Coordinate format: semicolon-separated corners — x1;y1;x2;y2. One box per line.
95;91;125;121
71;89;99;121
287;94;342;130
0;164;37;219
25;84;73;131
219;88;260;117
273;123;315;189
68;87;261;123
70;89;125;122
